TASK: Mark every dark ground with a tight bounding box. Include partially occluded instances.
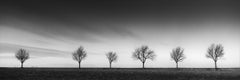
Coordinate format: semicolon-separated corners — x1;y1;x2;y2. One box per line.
0;68;240;80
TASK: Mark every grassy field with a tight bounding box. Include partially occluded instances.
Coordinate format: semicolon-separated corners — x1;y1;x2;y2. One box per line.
0;68;240;80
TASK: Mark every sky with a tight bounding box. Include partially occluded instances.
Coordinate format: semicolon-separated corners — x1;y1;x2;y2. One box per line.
0;0;240;68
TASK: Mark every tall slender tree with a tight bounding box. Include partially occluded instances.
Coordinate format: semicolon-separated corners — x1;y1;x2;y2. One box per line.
72;46;87;69
206;44;224;70
106;51;118;68
132;45;156;68
15;49;29;68
170;47;185;69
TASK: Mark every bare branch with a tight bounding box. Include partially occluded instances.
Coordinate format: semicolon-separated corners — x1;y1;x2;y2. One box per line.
206;44;224;62
72;46;87;68
15;49;30;68
206;43;224;70
106;52;118;63
106;51;118;68
132;45;156;68
170;47;185;63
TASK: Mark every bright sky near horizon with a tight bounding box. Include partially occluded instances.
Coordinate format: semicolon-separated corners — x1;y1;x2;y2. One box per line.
0;1;240;68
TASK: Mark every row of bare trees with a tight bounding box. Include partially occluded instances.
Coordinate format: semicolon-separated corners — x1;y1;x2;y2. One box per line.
132;46;185;69
15;44;225;70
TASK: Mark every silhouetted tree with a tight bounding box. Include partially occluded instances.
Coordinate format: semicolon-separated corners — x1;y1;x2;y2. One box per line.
72;46;87;69
170;47;185;69
132;45;156;68
106;52;118;68
206;44;224;70
15;49;29;68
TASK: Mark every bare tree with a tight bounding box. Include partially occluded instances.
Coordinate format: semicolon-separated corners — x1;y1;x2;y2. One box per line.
206;44;224;70
106;52;118;68
15;49;29;68
170;47;185;69
132;45;156;68
72;46;87;69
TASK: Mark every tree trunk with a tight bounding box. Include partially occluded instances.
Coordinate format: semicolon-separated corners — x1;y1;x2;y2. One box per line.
176;62;178;69
78;61;81;69
214;61;217;70
21;62;23;68
142;62;145;69
110;62;112;68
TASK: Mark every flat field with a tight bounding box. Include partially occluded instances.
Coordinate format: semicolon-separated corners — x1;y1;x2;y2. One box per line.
0;68;239;80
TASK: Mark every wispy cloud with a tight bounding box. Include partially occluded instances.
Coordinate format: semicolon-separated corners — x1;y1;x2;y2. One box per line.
0;43;70;58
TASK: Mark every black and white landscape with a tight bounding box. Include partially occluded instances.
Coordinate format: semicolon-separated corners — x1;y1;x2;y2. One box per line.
0;0;240;80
